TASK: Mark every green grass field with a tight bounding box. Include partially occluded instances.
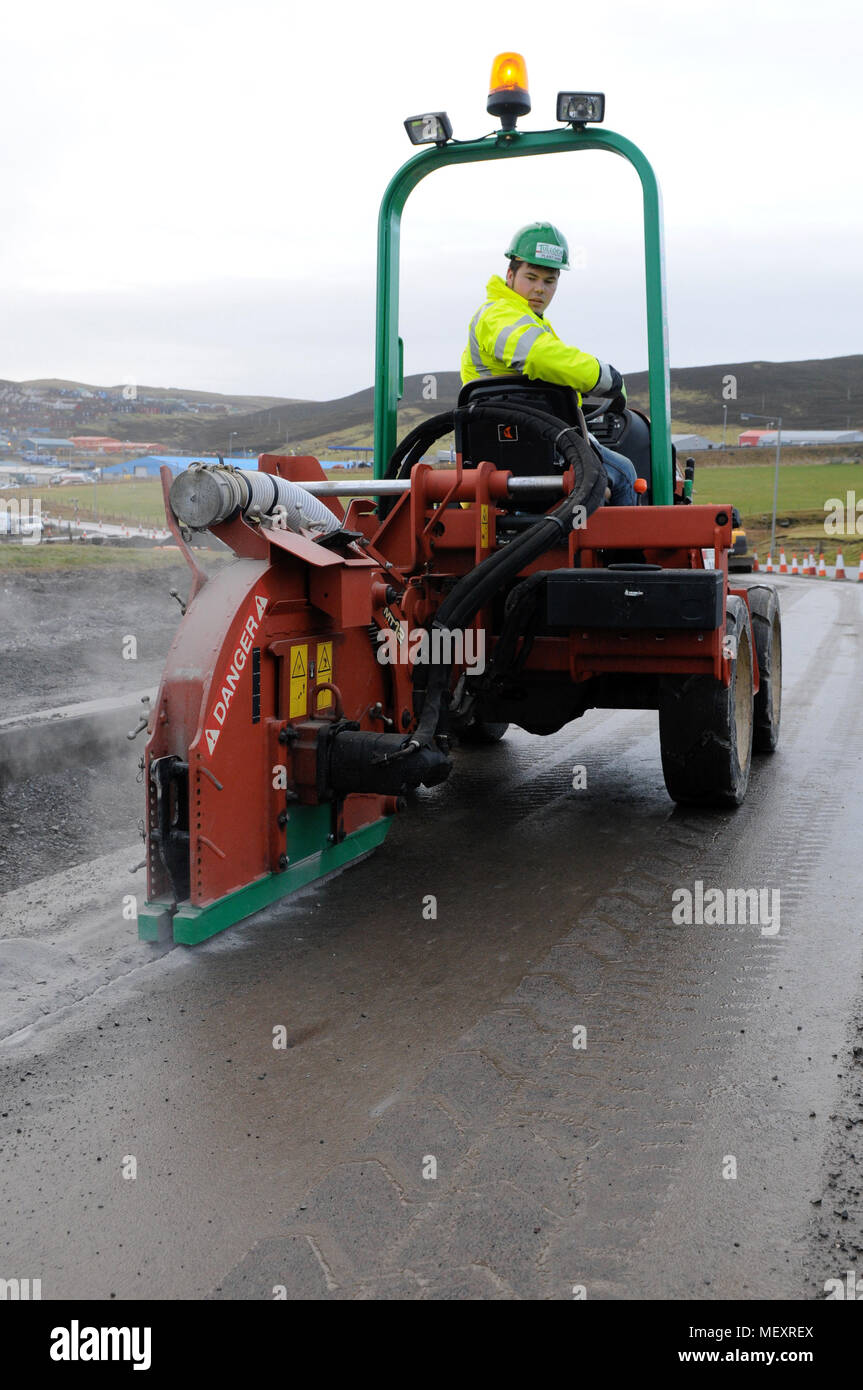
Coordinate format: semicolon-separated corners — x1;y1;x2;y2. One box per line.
691;461;863;563
16;479;170;527
0;543;180;572
692;461;863;515
0;542;237;573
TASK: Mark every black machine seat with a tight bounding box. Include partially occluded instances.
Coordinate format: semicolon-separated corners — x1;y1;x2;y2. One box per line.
456;376;654;502
455;377;582;481
458;375;582;426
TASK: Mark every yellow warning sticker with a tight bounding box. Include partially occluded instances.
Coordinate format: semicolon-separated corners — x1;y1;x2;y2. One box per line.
315;640;333;709
290;644;308;718
480;504;489;549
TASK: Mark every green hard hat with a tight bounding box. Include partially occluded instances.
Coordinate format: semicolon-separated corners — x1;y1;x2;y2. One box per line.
505;221;570;271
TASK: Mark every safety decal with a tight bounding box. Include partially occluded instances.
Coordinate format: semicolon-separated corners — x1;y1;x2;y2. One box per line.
290;644;308;718
203;590;267;756
480;504;489;549
497;423;518;442
316;640;333;709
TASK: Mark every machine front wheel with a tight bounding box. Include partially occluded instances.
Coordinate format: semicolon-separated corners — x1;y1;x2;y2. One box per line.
658;595;755;807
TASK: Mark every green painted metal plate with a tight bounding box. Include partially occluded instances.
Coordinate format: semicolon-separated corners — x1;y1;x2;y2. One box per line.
140;810;392;946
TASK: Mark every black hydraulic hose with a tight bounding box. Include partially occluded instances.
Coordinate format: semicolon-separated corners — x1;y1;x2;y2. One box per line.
384;411;455;480
426;408;604;630
376;398;607;752
412;476;601;749
379;410;459;520
409;514;564;747
484;570;551;684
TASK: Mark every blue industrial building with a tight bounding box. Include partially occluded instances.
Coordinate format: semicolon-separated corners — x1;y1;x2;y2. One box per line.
100;455;350;477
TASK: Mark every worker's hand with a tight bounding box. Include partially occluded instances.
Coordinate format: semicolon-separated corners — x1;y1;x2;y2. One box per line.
608;367;626;401
593;361;627;404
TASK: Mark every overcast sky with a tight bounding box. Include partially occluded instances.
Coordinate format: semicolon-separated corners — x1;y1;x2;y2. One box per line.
1;0;861;400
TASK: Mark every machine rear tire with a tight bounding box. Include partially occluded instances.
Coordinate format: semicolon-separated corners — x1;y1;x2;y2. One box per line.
459;719;510;744
658;595;755;807
748;585;782;753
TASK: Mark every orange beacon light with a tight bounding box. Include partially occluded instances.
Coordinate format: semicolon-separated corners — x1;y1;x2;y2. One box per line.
487;52;531;130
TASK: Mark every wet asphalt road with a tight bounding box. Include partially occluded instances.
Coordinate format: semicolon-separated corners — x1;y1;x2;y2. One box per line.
2;576;863;1300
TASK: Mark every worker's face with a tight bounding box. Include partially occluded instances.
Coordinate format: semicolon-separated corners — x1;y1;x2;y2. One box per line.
507;261;560;315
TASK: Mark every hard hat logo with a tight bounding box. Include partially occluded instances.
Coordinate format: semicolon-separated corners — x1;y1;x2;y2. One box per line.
505;221;570;270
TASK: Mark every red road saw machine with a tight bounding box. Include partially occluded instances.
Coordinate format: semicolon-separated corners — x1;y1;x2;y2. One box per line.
139;56;781;944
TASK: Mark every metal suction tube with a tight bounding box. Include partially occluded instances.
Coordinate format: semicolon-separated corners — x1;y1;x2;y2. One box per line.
169;464;343;535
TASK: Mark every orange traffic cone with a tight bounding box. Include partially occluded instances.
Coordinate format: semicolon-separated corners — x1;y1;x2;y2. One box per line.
779;549;788;573
765;554;774;573
791;553;799;575
857;554;863;582
818;552;827;577
808;549;817;576
752;551;760;572
835;550;846;580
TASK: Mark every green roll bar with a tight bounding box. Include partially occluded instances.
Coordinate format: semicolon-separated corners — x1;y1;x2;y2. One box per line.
373;126;673;505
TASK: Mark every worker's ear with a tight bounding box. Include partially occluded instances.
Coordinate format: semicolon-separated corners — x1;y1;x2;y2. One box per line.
505;265;515;287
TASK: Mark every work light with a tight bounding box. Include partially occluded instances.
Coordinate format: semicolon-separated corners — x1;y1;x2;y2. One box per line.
556;92;605;126
404;112;453;146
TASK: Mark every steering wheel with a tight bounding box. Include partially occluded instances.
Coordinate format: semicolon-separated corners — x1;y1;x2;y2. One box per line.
582;391;628;422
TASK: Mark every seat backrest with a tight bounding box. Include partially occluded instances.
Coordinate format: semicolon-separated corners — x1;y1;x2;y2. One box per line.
455;377;581;478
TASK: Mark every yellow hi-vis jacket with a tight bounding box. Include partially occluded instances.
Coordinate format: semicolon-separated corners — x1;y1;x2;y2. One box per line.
460;275;615;401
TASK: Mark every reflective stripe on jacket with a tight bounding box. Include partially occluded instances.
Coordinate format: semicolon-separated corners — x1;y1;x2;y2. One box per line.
460;275;613;400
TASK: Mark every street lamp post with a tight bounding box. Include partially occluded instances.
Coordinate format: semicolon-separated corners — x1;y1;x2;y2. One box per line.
741;412;783;560
228;431;237;457
722;404;728;450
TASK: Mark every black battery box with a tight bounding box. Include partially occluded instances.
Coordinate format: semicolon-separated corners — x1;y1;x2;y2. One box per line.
545;566;724;630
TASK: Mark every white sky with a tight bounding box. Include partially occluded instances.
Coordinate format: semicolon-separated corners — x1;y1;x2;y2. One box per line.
1;0;861;399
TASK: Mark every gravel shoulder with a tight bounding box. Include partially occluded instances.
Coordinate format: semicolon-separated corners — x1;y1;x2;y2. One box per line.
0;558;226;893
0;555;228;720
